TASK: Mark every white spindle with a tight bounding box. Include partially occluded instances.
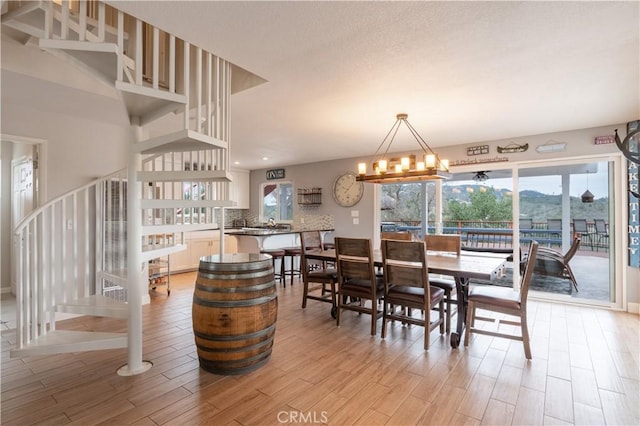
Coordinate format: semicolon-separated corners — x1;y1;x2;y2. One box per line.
214;56;220;139
183;42;190;129
43;0;53;39
28;222;36;341
35;215;43;336
72;193;78;301
206;53;212;137
153;26;159;89
97;1;105;42
78;0;86;41
196;47;202;133
50;205;56;331
61;0;69;39
169;35;176;93
117;11;124;82
61;199;67;304
84;189;90;297
135;19;143;85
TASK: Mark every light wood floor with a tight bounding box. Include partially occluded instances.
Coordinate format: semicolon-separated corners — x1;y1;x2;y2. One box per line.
2;272;638;425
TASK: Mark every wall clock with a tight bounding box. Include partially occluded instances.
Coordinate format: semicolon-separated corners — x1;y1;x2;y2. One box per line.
332;172;364;207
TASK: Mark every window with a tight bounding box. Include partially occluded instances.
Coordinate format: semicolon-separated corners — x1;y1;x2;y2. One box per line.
261;182;293;222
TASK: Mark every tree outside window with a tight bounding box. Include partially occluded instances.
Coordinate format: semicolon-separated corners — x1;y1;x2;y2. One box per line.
261;182;293;222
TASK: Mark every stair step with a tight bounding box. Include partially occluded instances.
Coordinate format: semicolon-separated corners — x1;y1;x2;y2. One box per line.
134;129;228;155
10;330;127;357
57;295;128;319
115;81;187;124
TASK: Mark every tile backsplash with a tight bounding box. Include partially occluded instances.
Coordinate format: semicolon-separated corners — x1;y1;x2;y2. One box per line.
221;210;334;231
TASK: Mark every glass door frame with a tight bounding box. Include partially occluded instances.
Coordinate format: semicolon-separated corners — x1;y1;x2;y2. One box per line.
376;152;627;309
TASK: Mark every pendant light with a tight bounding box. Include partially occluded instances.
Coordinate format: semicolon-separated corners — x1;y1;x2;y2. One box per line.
581;171;594;203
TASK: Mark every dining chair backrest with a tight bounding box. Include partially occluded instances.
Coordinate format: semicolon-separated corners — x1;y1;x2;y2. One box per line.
424;234;461;256
335;237;376;282
519;240;539;306
573;219;589;233
381;231;412;241
300;230;323;252
594;219;608;234
381;239;429;291
547;219;562;231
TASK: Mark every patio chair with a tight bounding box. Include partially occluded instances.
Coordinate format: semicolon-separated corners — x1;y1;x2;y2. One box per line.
529;236;581;292
547;219;562;238
594;219;609;250
572;219;594;249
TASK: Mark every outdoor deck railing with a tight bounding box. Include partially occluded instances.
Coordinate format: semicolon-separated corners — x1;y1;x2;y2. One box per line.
381;220;608;251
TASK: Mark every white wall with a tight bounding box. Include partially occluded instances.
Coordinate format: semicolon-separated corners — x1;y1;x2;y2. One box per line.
2;104;129;200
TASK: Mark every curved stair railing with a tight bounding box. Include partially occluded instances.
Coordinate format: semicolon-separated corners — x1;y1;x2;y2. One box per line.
13;168;128;353
4;0;264;372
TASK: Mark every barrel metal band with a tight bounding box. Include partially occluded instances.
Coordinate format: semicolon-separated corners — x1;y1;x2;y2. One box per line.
195;336;274;353
198;351;272;374
195;281;275;293
194;324;276;341
193;293;277;307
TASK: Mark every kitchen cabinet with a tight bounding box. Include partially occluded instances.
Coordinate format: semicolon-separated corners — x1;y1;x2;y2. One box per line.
170;230;237;273
230;169;250;209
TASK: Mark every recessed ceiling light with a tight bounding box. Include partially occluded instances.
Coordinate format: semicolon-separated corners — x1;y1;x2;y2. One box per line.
262;157;269;161
234;161;240;165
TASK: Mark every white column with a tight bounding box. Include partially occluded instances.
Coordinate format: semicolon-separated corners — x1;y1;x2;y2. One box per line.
561;174;571;252
119;117;152;376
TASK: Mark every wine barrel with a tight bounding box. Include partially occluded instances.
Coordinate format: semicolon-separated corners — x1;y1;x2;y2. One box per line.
193;253;277;375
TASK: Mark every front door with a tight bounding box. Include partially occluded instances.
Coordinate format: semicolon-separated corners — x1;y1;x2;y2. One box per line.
11;156;35;293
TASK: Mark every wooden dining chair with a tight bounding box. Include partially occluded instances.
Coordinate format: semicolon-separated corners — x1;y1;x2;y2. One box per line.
300;231;338;318
380;239;445;350
424;234;461;333
381;232;412;241
335;237;384;335
464;240;539;359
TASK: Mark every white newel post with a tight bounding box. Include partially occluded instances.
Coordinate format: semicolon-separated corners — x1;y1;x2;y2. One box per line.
118;117;152;376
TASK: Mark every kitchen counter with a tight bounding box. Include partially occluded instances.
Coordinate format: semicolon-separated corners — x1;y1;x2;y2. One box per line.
225;228;334;252
224;228;333;237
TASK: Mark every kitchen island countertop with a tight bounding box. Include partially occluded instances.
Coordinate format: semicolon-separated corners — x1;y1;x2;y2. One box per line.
224;228;333;236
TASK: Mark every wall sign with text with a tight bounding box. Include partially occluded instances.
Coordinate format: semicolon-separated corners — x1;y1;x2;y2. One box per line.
266;168;285;180
625;121;639;267
467;145;489;156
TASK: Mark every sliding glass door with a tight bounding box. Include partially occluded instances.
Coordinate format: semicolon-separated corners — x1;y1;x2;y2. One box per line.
378;158;618;306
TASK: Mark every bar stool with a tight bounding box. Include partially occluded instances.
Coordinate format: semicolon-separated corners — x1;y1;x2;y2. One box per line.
282;246;302;286
260;248;285;286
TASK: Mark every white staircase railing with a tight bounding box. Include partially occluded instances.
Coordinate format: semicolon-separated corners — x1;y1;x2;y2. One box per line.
4;0;261;372
13;168;127;351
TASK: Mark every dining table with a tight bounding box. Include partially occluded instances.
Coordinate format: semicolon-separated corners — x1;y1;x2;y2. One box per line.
303;248;509;348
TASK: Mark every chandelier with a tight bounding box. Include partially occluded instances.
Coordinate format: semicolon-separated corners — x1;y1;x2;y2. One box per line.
356;113;450;183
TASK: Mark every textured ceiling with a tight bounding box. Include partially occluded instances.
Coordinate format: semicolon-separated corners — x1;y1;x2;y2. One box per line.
109;1;639;170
